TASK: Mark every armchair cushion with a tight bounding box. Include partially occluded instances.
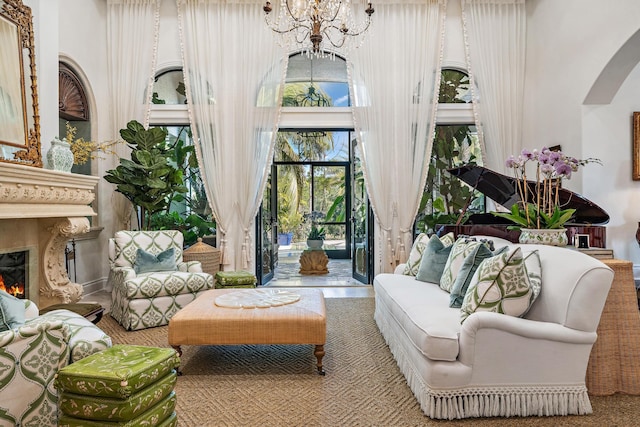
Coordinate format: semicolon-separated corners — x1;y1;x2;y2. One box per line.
36;309;112;363
134;248;177;274
0;290;26;332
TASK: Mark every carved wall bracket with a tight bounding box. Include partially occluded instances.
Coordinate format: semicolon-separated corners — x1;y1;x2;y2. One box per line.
39;217;90;306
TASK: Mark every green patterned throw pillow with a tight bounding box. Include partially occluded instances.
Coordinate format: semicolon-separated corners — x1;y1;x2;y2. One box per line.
460;247;534;323
403;232;454;276
439;237;485;292
133;248;177;274
522;249;542;314
448;244;506;308
415;235;453;283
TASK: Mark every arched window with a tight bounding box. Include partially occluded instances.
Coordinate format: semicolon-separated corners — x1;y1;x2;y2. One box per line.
416;67;484;234
147;68;215;246
58;62;91;175
283;53;349;107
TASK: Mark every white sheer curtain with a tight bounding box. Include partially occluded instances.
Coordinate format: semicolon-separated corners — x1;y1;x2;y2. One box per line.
177;0;285;271
349;0;446;274
462;0;526;173
107;0;160;230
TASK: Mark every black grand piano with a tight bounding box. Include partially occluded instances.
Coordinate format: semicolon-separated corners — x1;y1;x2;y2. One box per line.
438;165;610;247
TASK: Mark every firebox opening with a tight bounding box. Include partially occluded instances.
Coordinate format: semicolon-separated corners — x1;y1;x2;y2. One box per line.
0;250;28;299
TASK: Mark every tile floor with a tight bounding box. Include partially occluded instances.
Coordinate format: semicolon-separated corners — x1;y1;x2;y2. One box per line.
82;258;374;313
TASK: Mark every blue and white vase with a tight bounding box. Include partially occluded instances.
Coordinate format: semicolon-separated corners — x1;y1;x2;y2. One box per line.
47;137;74;172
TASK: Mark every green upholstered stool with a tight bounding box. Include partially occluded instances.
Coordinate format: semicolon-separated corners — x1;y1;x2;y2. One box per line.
39;302;104;324
57;393;177;427
55;345;180;426
215;270;257;289
58;371;177;422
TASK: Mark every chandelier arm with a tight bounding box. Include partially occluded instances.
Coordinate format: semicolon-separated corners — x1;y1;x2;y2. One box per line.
322;29;347;49
325;18;373;37
264;15;312;34
284;0;310;26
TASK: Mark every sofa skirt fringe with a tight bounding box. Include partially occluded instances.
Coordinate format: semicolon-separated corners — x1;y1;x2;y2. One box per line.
374;308;593;420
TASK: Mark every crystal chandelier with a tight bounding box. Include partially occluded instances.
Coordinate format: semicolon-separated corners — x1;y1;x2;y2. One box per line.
263;1;375;57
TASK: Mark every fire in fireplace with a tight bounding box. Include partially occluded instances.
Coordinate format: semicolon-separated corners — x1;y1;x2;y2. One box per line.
0;250;28;299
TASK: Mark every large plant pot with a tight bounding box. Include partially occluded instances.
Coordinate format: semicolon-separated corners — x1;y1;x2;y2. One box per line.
519;228;568;246
278;232;293;246
306;239;324;249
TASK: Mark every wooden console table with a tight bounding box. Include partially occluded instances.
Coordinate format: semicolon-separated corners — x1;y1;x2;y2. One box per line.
586;259;640;395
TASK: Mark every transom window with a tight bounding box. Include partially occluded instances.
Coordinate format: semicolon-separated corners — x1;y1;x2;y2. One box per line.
283;53;350;107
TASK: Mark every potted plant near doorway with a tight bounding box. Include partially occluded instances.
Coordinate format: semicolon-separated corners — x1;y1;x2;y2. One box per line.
306;225;325;249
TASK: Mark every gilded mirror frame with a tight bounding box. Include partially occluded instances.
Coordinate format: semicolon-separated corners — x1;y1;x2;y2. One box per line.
0;0;41;167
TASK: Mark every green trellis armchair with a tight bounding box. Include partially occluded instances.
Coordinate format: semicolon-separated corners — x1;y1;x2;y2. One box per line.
0;299;112;426
109;230;215;331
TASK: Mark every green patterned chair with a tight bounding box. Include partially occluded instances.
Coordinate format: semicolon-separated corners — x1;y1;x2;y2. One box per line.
109;230;215;330
0;299;112;427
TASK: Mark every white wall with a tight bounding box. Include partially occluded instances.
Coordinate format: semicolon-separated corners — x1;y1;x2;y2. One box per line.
583;62;640;264
50;0;111;288
525;0;640;265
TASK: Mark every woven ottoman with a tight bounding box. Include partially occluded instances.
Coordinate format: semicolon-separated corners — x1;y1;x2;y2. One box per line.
168;288;327;374
215;270;257;289
55;345;180;426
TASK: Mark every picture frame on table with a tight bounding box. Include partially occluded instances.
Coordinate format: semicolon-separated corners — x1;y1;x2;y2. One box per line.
575;234;590;249
633;112;640;180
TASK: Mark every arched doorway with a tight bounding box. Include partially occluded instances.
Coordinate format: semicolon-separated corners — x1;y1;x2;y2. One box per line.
256;53;373;286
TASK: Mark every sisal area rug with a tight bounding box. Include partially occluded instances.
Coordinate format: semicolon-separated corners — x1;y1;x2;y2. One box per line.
99;298;640;426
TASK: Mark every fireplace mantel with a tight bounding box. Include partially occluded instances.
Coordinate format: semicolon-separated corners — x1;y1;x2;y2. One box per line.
0;162;99;307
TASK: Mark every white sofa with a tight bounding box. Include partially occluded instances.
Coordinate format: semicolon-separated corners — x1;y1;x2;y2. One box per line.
373;239;614;420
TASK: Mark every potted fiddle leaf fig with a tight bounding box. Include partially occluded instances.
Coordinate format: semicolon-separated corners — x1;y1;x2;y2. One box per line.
104;120;188;230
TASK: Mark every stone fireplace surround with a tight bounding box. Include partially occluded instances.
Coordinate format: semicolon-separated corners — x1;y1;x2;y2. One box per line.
0;162;99;309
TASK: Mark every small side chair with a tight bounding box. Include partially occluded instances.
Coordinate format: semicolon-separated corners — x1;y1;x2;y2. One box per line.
109;230;214;330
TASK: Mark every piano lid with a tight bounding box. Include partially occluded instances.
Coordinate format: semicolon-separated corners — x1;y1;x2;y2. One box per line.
447;165;610;225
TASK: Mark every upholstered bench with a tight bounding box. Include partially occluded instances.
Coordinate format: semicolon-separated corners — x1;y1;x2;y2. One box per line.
169;288;326;374
214;270;257;289
55;344;180;426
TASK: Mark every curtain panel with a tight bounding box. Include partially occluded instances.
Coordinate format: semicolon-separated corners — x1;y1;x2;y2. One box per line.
177;0;285;271
462;0;526;173
107;0;161;230
349;0;446;274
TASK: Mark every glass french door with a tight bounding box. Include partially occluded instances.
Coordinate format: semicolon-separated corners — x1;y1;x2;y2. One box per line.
256;169;276;285
310;163;349;259
351;141;372;284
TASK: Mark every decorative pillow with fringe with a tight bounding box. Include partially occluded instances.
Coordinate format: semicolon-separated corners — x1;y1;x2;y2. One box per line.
439;237;487;292
460;246;534;323
403;232;454;276
522;249;542;315
449;245;509;308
